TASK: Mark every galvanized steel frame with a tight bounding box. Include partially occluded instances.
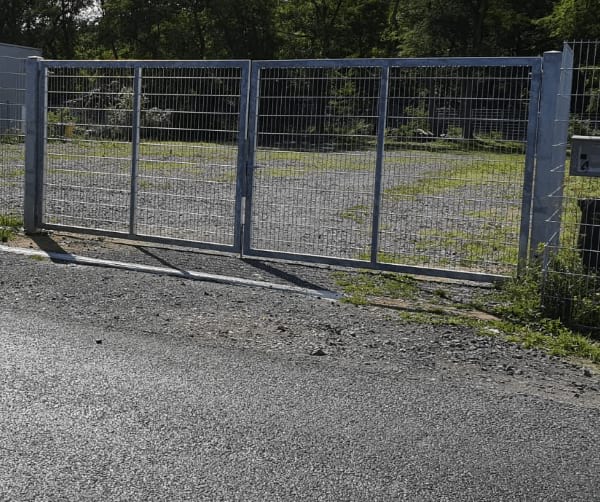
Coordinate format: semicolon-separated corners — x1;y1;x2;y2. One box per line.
25;58;251;254
23;54;567;283
243;56;544;283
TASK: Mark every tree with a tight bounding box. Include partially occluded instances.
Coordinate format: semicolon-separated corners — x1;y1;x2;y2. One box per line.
391;0;555;57
538;0;600;41
0;0;93;57
275;0;393;58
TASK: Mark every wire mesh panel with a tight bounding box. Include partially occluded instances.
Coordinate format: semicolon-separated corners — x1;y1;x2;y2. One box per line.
44;65;134;232
245;59;539;280
136;66;244;245
542;42;600;331
0;56;26;218
379;64;535;275
40;61;248;249
246;63;381;260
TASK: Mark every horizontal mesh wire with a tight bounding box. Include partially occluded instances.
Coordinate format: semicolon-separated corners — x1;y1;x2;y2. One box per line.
135;66;242;245
543;42;600;331
44;66;134;232
379;65;532;274
0;56;26;219
249;66;381;259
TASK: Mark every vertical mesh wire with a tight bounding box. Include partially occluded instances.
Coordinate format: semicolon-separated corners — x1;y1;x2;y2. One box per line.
44;66;133;232
542;42;600;331
380;65;532;275
0;56;26;219
249;66;381;259
136;66;242;244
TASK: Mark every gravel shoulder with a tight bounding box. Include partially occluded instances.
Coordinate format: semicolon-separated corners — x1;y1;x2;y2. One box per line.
2;233;599;404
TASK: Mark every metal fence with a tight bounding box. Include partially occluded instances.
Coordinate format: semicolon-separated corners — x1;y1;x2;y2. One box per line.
244;58;543;281
540;42;600;331
0;55;26;217
28;60;249;252
20;54;570;283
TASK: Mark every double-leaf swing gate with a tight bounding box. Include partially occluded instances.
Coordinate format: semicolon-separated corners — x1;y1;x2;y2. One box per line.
22;51;572;282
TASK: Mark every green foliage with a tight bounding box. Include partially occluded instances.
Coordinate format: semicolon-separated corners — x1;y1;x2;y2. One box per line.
333;271;419;305
0;214;22;242
1;0;567;61
47;108;78;139
539;0;600;41
0;129;24;145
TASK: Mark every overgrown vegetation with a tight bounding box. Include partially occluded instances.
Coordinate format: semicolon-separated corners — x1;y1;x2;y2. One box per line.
334;260;600;366
0;215;22;242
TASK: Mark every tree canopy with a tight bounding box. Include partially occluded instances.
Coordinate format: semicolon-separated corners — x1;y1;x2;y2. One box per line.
0;0;597;59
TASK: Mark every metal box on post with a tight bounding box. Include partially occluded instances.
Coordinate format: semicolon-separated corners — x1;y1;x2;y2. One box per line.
570;135;600;177
570;135;600;271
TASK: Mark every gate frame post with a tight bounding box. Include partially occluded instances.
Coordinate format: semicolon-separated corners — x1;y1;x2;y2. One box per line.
129;66;143;236
370;64;390;264
24;56;44;233
529;50;573;262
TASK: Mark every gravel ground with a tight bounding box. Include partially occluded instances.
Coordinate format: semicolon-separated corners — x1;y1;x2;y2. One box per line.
36;145;524;274
1;238;600;500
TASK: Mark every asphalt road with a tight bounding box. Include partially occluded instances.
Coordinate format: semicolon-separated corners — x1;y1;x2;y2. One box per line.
1;252;600;501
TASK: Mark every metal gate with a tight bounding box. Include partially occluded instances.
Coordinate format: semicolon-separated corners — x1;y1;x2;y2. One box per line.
243;57;547;282
25;60;250;253
23;53;567;282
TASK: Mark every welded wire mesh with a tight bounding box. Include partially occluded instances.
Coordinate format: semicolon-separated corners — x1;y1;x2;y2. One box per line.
248;65;381;259
248;62;534;275
42;63;245;246
542;42;600;331
44;66;134;232
380;65;532;274
136;66;242;244
0;56;26;219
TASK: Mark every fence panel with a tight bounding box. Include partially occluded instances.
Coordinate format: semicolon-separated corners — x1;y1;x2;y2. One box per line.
541;42;600;331
244;61;382;262
244;58;541;281
0;55;26;219
38;60;249;251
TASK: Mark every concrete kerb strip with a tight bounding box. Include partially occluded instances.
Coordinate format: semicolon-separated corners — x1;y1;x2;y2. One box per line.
0;245;342;301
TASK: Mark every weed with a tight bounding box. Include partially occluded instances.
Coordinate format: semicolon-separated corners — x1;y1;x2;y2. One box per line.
0;214;22;242
333;270;418;305
333;265;600;367
339;204;370;225
384;154;523;200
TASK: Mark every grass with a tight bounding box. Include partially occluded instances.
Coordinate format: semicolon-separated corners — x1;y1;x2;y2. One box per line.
415;221;519;271
0;214;22;242
333;270;418;306
334;267;600;368
339;204;370;225
384;154;524;200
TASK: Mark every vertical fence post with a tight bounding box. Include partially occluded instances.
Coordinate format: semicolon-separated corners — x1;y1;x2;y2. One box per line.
234;62;251;253
24;56;43;233
529;51;566;260
243;64;261;256
129;66;142;236
370;65;390;264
